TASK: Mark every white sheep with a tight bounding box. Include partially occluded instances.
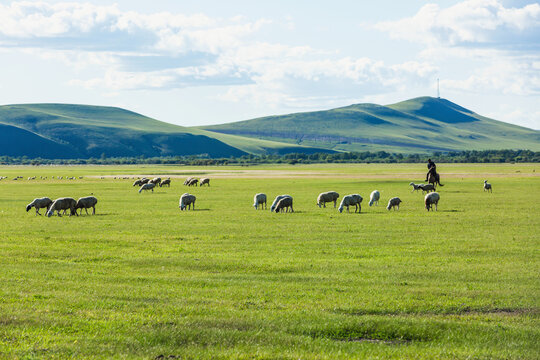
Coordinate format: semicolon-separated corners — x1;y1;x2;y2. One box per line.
338;194;363;213
183;177;193;185
149;177;162;186
419;184;435;193
138;183;155;193
317;191;339;208
425;192;440;211
46;197;77;217
26;197;53;216
187;178;198;187
160;178;171;187
369;190;380;206
133;179;143;187
75;196;98;215
179;193;196;210
274;196;294;213
270;195;292;212
386;197;402;211
253;193;267;210
200;178;210;186
484;180;492;193
409;182;423;192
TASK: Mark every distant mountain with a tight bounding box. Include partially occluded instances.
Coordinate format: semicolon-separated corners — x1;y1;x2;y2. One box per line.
201;97;540;153
0;104;332;158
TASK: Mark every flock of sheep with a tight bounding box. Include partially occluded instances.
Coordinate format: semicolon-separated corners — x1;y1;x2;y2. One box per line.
26;196;98;217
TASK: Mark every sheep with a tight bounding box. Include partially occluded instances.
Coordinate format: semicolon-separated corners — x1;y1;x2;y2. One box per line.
160;178;171;187
138;183;155;193
46;197;77;217
270;195;292;212
418;184;435;193
369;190;380;206
484;180;492;193
133;179;144;187
200;178;210;187
317;191;339;208
140;177;150;185
386;197;402;211
274;196;294;213
338;194;363;213
253;193;267;210
149;177;162;186
187;178;198;187
26;197;53;216
75;196;98;215
425;192;440;211
179;193;196;210
183;177;193;185
409;182;424;192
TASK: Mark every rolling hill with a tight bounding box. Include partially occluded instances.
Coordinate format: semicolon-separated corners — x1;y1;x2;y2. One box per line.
201;97;540;153
0;104;332;158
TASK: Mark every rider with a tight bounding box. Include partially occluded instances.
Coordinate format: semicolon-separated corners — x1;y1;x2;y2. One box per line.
426;158;436;181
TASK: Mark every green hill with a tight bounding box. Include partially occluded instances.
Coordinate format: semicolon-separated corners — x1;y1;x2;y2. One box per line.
0;104;332;158
201;97;540;153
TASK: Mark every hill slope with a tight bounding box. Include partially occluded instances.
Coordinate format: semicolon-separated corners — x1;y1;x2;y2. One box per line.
0;104;332;158
201;97;540;153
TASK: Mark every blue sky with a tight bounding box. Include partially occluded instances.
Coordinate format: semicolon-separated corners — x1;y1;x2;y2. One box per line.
1;0;539;129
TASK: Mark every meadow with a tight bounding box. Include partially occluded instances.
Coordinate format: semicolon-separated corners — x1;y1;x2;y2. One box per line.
0;163;538;359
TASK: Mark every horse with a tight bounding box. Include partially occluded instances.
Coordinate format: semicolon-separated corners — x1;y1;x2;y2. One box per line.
427;172;444;189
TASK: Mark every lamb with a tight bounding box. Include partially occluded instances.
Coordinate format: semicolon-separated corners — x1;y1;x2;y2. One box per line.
270;195;292;212
149;177;162;186
75;196;98;215
26;197;53;216
200;178;210;187
274;196;294;213
46;197;77;217
187;178;198;187
369;190;380;206
179;193;196;210
138;183;155;193
418;184;435;193
386;197;402;211
409;182;424;192
338;194;363;213
317;191;339;208
160;178;171;187
483;180;492;192
425;192;440;211
253;193;267;210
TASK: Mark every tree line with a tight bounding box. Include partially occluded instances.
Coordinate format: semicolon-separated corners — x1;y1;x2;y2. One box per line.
0;149;538;166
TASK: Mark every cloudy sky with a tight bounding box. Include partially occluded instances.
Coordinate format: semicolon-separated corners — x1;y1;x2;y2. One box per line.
1;0;539;129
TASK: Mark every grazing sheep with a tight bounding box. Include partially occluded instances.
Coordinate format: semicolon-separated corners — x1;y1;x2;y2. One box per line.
270;195;292;212
46;197;77;217
253;193;267;210
317;191;339;208
75;196;98;215
274;196;294;213
26;197;53;216
369;190;380;206
338;194;363;213
409;182;424;192
183;177;193;185
386;197;402;211
425;192;440;211
160;178;171;187
139;177;150;185
179;193;196;210
200;178;210;187
418;184;435;193
187;178;198;187
133;179;144;187
484;180;492;193
149;177;162;186
138;183;155;193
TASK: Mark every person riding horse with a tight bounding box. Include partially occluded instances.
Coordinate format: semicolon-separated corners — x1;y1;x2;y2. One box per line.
426;159;437;182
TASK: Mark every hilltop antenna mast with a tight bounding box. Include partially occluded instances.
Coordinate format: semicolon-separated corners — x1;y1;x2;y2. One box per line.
437;78;440;99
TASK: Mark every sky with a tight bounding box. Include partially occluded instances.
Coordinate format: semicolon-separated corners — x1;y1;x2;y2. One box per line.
0;0;539;130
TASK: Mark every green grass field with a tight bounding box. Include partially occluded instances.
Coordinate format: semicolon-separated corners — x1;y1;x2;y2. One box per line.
0;164;538;359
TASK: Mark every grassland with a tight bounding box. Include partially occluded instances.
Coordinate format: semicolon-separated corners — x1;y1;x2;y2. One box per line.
0;163;538;359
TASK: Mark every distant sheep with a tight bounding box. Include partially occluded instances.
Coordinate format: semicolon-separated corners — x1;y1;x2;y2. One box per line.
317;191;339;208
200;178;210;186
187;178;198;187
75;196;98;215
26;197;53;216
369;190;380;206
483;180;492;193
409;182;424;192
160;178;171;187
46;197;77;217
253;193;267;210
418;184;435;193
274;196;294;213
140;177;150;185
179;193;196;210
183;177;193;185
133;179;144;187
138;183;155;193
386;197;402;211
425;192;440;211
270;195;292;212
149;177;162;186
338;194;363;213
